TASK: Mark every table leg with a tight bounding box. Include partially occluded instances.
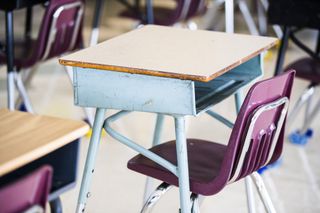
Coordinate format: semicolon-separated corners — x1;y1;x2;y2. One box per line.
225;0;234;33
76;108;106;213
143;114;165;202
235;92;256;213
274;26;290;76
89;0;105;46
5;11;15;110
174;116;191;213
146;0;154;24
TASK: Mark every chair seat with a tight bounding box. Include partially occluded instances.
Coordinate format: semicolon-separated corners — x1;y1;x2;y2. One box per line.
0;37;37;69
285;57;320;83
128;139;226;195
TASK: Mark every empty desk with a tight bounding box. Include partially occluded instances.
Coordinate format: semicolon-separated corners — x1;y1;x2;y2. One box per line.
60;25;277;213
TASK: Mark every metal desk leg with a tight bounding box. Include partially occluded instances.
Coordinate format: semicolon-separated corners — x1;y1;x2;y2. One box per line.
174;116;191;213
235;91;256;213
50;197;63;213
274;26;290;76
146;0;154;24
5;11;15;110
238;0;259;35
257;0;267;36
89;0;105;46
143;114;165;202
76;108;106;213
25;7;33;39
225;0;234;33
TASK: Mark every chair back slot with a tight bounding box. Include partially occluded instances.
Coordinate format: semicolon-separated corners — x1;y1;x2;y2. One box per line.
229;97;289;182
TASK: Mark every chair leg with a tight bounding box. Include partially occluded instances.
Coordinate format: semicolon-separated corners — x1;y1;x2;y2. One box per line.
50;197;63;213
250;172;276;213
245;177;256;213
287;85;315;126
14;71;34;113
190;193;200;213
7;71;15;110
14;68;35;109
238;0;259;35
140;182;172;213
301;95;320;133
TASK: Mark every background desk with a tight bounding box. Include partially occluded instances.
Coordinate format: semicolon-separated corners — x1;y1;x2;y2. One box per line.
0;109;89;212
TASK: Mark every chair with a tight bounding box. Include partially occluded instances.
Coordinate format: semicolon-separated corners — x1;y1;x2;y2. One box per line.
126;70;295;212
0;0;84;113
0;165;52;213
119;0;207;26
269;0;320;144
285;55;320;144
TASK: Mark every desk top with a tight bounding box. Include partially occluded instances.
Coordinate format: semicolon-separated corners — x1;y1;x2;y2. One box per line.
0;109;89;176
60;25;277;82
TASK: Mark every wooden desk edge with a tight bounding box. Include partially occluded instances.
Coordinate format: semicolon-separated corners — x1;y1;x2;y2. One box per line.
0;124;89;177
59;40;277;83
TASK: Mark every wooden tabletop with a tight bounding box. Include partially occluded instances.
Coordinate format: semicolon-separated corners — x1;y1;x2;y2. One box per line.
60;25;277;82
0;109;89;176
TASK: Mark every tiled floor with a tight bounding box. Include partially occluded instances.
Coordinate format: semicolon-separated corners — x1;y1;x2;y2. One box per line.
1;1;320;212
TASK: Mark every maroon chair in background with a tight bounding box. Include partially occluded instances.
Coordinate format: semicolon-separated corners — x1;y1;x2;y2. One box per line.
0;165;52;213
127;70;295;212
269;0;320;144
282;31;320;145
119;0;207;26
0;0;84;113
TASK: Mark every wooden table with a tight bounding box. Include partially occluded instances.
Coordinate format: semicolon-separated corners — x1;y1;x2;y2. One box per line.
60;25;277;213
0;109;89;176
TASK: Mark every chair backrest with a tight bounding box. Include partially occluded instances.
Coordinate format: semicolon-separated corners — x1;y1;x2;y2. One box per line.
0;165;52;213
223;70;295;183
34;0;84;63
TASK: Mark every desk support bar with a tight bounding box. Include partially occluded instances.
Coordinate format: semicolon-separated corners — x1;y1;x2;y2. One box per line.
77;108;106;213
206;110;234;129
104;111;178;176
143;114;165;202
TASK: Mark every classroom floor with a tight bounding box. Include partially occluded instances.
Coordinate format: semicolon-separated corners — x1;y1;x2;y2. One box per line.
1;1;320;212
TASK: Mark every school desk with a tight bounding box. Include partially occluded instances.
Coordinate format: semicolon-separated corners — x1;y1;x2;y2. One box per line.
59;25;277;213
0;109;89;212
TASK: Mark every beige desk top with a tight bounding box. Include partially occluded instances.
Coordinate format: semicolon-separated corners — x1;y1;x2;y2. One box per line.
0;109;90;176
59;25;277;82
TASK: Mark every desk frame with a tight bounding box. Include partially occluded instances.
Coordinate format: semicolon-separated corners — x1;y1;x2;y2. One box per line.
73;55;263;213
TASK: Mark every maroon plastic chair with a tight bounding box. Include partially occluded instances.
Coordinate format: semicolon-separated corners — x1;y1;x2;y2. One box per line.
0;0;84;113
276;30;320;144
127;70;295;212
119;0;207;26
0;165;52;213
